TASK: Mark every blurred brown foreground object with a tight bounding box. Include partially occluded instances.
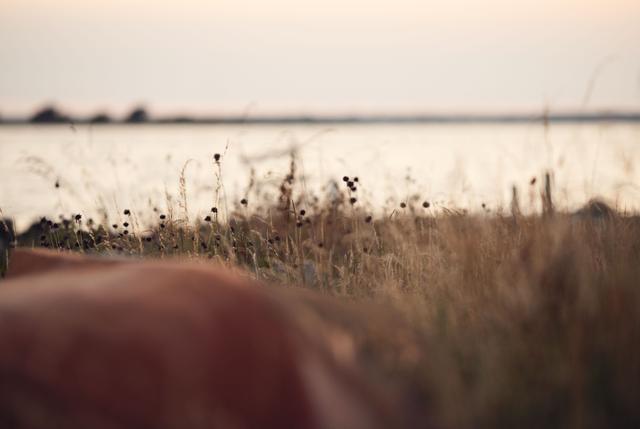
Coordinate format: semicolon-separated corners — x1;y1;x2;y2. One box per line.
0;249;391;429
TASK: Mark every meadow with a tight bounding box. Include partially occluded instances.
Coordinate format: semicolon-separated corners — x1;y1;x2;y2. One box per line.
2;153;640;428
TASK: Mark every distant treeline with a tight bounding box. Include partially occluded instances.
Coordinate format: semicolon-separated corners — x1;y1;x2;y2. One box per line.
1;105;640;125
24;106;149;124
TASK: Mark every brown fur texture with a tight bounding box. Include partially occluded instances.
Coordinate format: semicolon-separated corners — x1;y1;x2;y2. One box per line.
0;249;388;429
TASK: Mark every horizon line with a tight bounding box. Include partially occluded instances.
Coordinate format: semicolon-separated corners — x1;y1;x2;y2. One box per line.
2;110;640;125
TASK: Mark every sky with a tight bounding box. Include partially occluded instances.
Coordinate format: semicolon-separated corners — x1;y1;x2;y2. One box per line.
1;0;639;117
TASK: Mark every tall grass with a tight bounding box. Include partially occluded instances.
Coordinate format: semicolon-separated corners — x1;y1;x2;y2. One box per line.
4;155;640;428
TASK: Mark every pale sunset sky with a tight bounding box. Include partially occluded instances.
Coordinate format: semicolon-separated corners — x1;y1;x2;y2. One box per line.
1;0;639;116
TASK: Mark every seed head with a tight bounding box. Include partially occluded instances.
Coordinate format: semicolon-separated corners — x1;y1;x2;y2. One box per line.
112;224;118;229
342;176;349;182
299;209;306;216
123;222;129;227
422;201;430;208
211;207;218;213
124;209;131;215
400;202;407;208
354;177;359;182
214;153;221;162
350;197;357;205
204;215;212;222
74;214;82;221
365;215;372;223
159;214;166;220
240;198;248;206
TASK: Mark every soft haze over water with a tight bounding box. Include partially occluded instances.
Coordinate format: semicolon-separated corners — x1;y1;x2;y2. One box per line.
1;123;639;230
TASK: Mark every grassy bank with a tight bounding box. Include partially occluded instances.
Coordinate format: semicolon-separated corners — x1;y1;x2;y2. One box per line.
3;162;640;428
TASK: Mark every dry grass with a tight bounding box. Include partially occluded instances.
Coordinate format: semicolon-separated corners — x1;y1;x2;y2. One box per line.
4;157;640;428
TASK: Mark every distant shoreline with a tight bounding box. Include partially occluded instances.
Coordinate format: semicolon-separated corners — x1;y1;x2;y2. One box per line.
2;112;640;125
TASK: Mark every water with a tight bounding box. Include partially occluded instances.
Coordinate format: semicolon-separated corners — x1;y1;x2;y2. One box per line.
1;123;639;230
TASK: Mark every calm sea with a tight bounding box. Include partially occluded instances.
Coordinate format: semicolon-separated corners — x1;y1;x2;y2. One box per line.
1;123;639;230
